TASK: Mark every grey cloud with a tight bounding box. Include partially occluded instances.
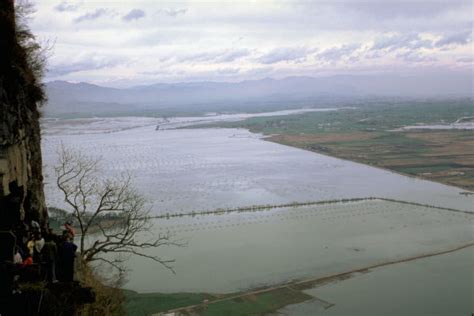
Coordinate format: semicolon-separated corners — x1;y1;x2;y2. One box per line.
215;49;251;62
292;1;471;33
239;66;274;78
216;68;241;75
257;47;314;64
317;44;360;62
457;57;474;63
74;8;108;23
49;56;126;76
139;69;170;76
178;49;250;63
157;8;187;17
397;51;436;63
296;1;470;20
340;1;468;19
372;33;432;51
435;30;472;47
55;1;80;12
122;9;145;22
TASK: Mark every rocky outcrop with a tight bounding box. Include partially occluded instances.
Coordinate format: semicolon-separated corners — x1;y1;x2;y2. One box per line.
0;0;47;229
0;5;99;316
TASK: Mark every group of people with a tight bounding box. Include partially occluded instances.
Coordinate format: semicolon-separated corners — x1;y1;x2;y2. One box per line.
13;220;78;284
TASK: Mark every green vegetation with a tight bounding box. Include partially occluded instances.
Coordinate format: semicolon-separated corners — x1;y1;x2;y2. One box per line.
124;291;215;315
192;98;473;134
123;287;313;316
197;288;312;316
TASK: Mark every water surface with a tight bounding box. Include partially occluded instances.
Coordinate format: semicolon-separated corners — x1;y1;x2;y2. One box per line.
124;200;473;293
276;246;474;316
40;117;473;294
42;120;473;214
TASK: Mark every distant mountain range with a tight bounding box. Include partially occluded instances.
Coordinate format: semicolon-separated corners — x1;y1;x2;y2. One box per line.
43;73;473;117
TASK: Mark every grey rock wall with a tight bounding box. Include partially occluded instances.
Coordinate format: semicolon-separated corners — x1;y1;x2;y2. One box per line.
0;0;47;229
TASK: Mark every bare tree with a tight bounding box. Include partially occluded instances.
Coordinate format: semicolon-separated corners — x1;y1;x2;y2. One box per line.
54;144;181;273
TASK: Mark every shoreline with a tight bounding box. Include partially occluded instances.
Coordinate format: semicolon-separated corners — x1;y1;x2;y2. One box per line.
264;134;474;193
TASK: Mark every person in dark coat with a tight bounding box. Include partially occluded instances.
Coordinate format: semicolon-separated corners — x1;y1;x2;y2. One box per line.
58;234;77;282
42;234;58;283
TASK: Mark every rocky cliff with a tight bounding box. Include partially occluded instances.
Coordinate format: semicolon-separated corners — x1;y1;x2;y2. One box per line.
0;0;47;230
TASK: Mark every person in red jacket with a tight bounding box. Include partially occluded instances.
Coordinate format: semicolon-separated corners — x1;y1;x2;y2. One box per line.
21;255;33;267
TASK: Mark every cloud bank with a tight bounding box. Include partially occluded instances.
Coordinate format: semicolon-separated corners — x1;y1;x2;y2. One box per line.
29;0;473;87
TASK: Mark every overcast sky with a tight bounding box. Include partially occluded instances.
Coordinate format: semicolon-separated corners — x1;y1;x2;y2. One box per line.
30;0;473;87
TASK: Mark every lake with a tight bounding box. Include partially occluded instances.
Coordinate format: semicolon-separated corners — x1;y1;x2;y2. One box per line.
40;116;473;294
275;246;474;316
42;118;473;214
124;199;473;293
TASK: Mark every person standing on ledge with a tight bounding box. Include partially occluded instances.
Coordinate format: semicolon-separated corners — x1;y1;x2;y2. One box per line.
42;233;58;283
58;234;77;282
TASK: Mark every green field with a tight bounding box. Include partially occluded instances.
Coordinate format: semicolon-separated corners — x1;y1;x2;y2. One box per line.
124;287;314;316
123;287;314;316
124;291;216;316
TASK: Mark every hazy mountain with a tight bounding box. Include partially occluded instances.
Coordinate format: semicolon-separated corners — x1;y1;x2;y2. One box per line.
43;73;473;117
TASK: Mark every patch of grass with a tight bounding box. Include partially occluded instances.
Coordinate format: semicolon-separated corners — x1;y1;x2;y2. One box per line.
198;288;312;316
124;291;214;316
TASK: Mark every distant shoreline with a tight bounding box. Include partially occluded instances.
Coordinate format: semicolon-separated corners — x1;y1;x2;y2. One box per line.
266;134;474;193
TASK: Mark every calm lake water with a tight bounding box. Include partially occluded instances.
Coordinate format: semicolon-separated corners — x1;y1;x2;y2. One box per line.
276;246;474;316
40;116;473;295
42;118;473;214
123;200;473;293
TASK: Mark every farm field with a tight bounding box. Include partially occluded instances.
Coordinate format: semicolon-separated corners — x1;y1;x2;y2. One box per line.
269;130;474;191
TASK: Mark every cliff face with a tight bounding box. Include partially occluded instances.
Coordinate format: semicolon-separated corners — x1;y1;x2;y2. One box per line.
0;0;47;229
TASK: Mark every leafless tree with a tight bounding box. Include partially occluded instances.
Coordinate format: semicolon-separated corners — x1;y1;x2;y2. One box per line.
54;144;182;273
